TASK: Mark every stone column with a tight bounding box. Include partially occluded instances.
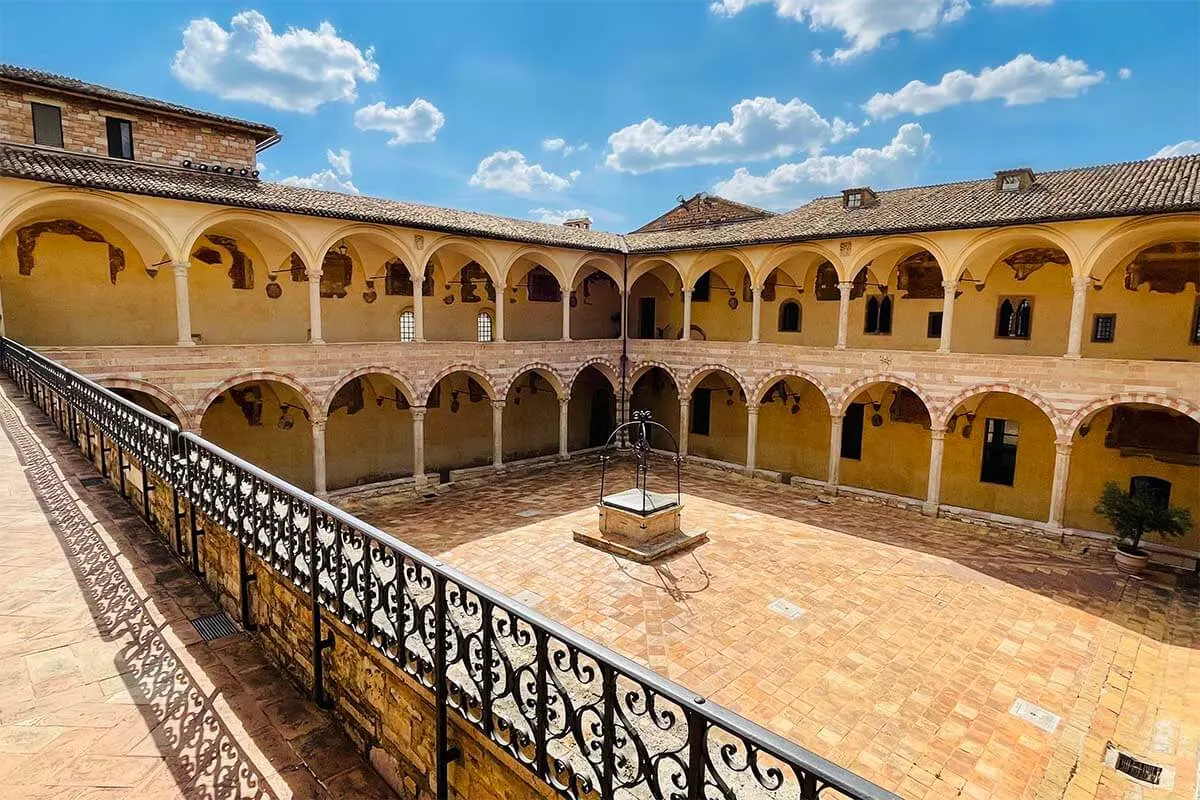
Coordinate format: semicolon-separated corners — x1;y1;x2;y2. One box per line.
0;275;6;338
558;396;570;458
311;417;327;495
172;261;194;346
1065;275;1090;358
413;286;426;342
678;397;690;455
826;414;844;491
308;270;324;344
835;281;853;350
491;400;505;469
411;407;426;487
750;286;762;343
620;289;628;340
494;296;506;343
1048;439;1073;528
561;290;571;341
923;427;947;516
745;405;759;475
938;279;957;354
681;287;693;341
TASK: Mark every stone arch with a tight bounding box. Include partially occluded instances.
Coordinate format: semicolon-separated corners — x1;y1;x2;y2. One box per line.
568;358;620;393
313;223;418;278
835;374;935;417
502;247;569;287
568;253;624;290
687;248;753;290
320;366;419;414
755;241;843;286
628;361;681;391
423;235;502;285
194;371;320;424
683;363;749;397
181;209;315;270
499;363;568;400
627;255;685;289
936;383;1065;438
953;224;1082;281
1083;214;1200;283
751;371;835;413
1066;392;1200;439
419;364;498;406
95;377;190;428
848;234;949;279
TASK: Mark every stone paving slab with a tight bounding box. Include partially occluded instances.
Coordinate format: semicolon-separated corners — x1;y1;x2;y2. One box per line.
342;460;1200;800
0;384;397;800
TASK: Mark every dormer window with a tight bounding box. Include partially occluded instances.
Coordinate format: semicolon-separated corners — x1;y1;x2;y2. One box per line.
995;168;1036;192
847;192;862;209
842;187;877;209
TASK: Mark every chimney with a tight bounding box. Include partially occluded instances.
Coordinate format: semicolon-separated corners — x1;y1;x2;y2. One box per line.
563;216;592;230
995;167;1036;192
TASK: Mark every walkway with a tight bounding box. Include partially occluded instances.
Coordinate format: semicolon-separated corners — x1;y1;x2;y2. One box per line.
0;382;396;799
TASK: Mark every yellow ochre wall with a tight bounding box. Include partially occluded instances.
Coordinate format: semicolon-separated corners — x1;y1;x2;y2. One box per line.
1081;275;1199;361
424;378;492;471
839;396;930;500
845;267;941;351
940;394;1056;521
325;398;414;490
188;249;308;345
322;279;415;344
570;275;622;340
687;373;747;463
629;273;682;339
756;382;831;481
567;369;615;451
630;370;680;450
199;389;315;491
689;263;752;342
502;385;559;460
951;263;1073;357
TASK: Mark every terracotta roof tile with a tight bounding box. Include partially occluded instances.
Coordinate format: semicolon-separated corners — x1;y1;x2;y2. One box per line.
632;193;774;233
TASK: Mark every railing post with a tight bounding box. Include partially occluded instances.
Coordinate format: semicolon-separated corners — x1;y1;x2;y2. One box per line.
117;446;128;499
435;571;451;799
600;664;616;798
687;703;709;799
189;503;204;577
309;511;334;709
238;542;257;631
140;463;153;526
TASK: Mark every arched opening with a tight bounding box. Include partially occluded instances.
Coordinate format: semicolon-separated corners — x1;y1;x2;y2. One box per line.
777;300;801;333
954;239;1074;356
502;368;561;461
689;259;752;342
941;392;1057;520
111;388;180;425
847;248;943;350
188;221;308;344
627;263;683;340
199;379;314;490
838;383;932;500
504;259;564;341
568;366;617;451
1083;241;1199;361
1066;403;1199;551
425;371;493;474
629;367;679;449
569;269;622;340
325;373;415;490
316;233;420;343
686;369;747;463
756;376;830;482
0;204;175;345
423;244;498;342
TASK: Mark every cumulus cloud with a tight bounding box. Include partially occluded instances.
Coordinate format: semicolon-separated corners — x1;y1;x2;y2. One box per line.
863;54;1105;119
1118;67;1132;80
990;0;1053;5
710;0;970;61
172;10;379;113
354;99;444;144
606;97;856;174
713;123;931;205
280;148;360;193
529;208;590;224
542;137;588;156
469;151;575;195
1150;141;1200;159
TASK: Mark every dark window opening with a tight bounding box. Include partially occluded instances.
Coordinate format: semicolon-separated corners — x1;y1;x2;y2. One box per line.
1129;476;1171;509
105;117;133;159
840;403;864;460
996;297;1032;339
927;311;943;339
690;388;712;436
1091;313;1116;343
526;267;561;302
814;262;840;301
637;297;656;339
778;300;801;332
864;295;893;335
1191;301;1200;345
692;272;711;302
31;102;63;148
980;418;1019;485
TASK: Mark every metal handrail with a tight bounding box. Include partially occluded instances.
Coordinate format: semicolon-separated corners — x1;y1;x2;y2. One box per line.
0;336;898;800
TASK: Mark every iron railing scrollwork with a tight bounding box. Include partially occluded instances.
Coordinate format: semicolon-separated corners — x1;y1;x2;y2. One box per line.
0;336;898;800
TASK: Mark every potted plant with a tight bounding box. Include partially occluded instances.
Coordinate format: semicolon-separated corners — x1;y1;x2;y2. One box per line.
1094;482;1192;574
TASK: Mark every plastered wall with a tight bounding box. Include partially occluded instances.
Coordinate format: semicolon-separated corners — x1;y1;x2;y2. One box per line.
839;397;931;500
756;382;831;481
326;394;414;490
199;387;316;491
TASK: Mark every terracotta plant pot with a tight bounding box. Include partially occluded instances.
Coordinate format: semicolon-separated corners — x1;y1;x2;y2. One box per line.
1114;548;1149;574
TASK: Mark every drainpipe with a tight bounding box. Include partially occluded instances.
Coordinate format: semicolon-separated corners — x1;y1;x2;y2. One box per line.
620;249;629;427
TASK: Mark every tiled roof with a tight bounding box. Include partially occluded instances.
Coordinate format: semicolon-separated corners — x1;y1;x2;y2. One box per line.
2;142;1197;255
0;65;279;141
632;193;774;233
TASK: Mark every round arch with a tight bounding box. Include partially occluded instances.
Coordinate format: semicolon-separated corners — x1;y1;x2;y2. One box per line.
181;209;316;270
500;363;568;400
1066;392;1200;439
751;371;835;413
687;248;754;289
320;366;419;414
423;235;502;286
313;223;418;276
682;363;749;397
568;358;620;394
936;384;1065;438
627;255;685;289
194;371;320;424
848;234;950;282
1083;214;1200;283
419;364;498;406
628;361;681;391
502;247;568;288
755;241;843;285
568;254;624;290
96;377;191;428
835;374;935;417
953;224;1082;281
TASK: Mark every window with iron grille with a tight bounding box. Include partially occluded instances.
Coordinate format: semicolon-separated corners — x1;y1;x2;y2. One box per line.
526;267;561;302
105;117;134;159
477;311;493;343
31;102;63;148
980;418;1019;485
399;310;415;342
1091;313;1116;343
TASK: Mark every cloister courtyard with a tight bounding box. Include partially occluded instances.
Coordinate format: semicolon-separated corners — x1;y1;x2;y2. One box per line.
338;460;1200;800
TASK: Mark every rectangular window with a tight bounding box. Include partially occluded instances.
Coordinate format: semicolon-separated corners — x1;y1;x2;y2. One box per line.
980;418;1019;486
692;272;711;303
476;312;493;343
637;297;656;339
105;117;134;159
927;311;943;339
31;102;63;148
399;310;415;342
1191;300;1200;345
1091;313;1116;343
840;403;864;460
846;193;862;208
690;388;712;436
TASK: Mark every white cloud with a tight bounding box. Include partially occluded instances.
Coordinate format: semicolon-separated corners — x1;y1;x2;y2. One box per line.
469;151;574;195
1150;141;1200;159
354;99;444;144
172;11;379;113
529;208;590;224
606;97;857;174
713;122;931;205
280;148;360;193
710;0;970;61
990;0;1053;5
864;54;1104;119
541;137;588;156
1118;67;1132;80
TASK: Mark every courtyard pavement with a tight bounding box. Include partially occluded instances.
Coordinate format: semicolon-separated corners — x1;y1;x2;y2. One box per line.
340;458;1200;800
0;383;396;799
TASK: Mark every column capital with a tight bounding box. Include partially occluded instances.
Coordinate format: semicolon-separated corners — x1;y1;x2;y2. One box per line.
746;403;760;416
171;260;190;273
679;397;690;407
308;269;324;280
311;416;327;432
1071;274;1092;290
1054;438;1073;455
930;426;947;441
410;405;427;420
558;394;571;407
490;399;506;410
837;280;854;289
941;279;958;292
750;285;763;296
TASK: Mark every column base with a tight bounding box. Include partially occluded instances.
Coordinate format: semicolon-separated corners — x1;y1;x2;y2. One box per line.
309;338;325;345
921;501;939;517
1062;353;1082;360
936;346;951;354
176;340;196;347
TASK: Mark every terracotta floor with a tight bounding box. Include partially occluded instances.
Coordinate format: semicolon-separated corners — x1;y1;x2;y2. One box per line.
340;460;1200;800
0;385;396;799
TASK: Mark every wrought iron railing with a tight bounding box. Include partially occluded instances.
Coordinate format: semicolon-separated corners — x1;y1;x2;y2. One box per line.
0;336;897;800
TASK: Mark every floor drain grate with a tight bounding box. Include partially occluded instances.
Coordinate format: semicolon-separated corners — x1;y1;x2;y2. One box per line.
1104;743;1174;789
78;477;106;487
190;612;239;642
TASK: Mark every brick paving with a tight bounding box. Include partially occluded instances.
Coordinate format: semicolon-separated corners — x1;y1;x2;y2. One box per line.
0;383;396;799
341;460;1200;800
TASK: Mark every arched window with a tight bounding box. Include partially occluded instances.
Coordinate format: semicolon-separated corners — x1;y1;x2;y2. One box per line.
399;309;415;342
1014;298;1032;338
865;294;893;335
477;311;494;343
996;296;1033;339
864;296;880;333
878;295;893;334
778;300;801;332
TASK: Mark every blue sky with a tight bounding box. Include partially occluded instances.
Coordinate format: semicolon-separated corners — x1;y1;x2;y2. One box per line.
2;1;1197;231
